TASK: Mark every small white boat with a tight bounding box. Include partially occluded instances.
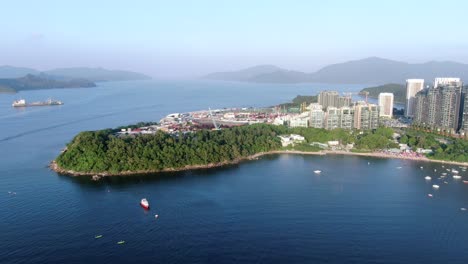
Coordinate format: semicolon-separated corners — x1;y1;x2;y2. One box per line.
453;175;462;179
444;181;448;184
432;184;440;189
396;167;402;169
314;170;321;174
140;198;150;209
442;173;447;176
463;180;468;184
452;169;459;174
425;176;431;180
155;214;159;219
434;169;437;172
428;194;433;197
461;208;467;211
420;166;423;169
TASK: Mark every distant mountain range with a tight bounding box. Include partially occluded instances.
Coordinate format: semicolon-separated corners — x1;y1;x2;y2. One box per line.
0;74;96;93
203;57;468;84
0;66;151;82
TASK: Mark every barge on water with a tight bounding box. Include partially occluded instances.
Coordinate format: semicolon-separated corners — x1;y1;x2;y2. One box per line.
12;99;64;107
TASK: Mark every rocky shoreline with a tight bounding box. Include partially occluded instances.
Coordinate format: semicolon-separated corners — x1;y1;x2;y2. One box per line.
49;150;468;178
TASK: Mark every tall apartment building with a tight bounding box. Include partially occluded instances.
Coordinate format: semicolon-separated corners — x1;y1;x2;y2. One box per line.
439;83;462;131
338;96;352;108
405;79;424;117
378;93;394;118
353;103;379;130
318;91;339;110
434;78;462;88
413;78;463;132
339;106;355;130
460;89;468;133
309;103;325;128
324;107;340;130
318;91;351;110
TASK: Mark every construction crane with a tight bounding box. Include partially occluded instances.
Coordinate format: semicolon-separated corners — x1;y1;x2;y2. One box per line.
362;91;369;104
208;107;220;130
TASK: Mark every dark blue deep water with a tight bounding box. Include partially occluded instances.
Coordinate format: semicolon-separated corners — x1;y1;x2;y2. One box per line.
0;80;466;263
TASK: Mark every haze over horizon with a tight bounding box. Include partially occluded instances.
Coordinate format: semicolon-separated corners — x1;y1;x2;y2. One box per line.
2;0;468;78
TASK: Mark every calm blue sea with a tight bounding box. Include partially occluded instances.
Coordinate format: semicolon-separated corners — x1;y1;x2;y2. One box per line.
0;80;466;264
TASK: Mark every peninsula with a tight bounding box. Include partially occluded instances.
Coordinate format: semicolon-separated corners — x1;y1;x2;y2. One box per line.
51;106;468;177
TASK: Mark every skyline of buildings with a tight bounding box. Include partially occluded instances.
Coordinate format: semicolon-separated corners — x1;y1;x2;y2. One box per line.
286;76;466;134
413;78;464;133
289;91;380;130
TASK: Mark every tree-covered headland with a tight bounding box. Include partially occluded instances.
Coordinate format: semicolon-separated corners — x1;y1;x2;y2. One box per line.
55;124;402;174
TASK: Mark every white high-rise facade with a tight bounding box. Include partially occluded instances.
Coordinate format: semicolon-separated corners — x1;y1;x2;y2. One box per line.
434;78;462;88
406;79;425;117
378;93;394;118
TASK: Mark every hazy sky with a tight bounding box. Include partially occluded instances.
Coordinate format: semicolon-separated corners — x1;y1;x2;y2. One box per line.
2;0;468;78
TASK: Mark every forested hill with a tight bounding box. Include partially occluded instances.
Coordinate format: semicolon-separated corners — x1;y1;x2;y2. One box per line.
0;74;96;93
55;122;401;175
56;124;285;174
277;95;318;109
359;83;406;103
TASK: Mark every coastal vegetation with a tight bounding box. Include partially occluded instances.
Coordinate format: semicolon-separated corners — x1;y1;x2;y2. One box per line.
55;124;400;175
359;83;406;103
0;74;96;93
277;95;317;110
400;129;468;162
56;124;285;174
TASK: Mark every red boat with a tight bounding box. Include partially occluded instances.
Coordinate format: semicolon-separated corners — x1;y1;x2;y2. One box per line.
463;180;468;184
140;198;150;209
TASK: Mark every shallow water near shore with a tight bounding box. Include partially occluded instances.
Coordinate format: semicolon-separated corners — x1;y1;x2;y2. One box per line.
0;80;466;263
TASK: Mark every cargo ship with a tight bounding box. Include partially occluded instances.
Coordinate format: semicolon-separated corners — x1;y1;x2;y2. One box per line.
12;99;64;107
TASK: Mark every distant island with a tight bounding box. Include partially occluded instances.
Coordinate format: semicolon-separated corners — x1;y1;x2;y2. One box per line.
0;65;151;82
359;84;406;103
0;74;96;93
203;57;468;84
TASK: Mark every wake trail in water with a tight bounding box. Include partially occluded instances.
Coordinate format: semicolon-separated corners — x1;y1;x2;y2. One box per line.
0;104;162;143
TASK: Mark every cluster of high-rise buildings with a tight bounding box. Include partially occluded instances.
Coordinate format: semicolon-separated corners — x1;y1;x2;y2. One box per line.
407;78;466;134
288;91;380;130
